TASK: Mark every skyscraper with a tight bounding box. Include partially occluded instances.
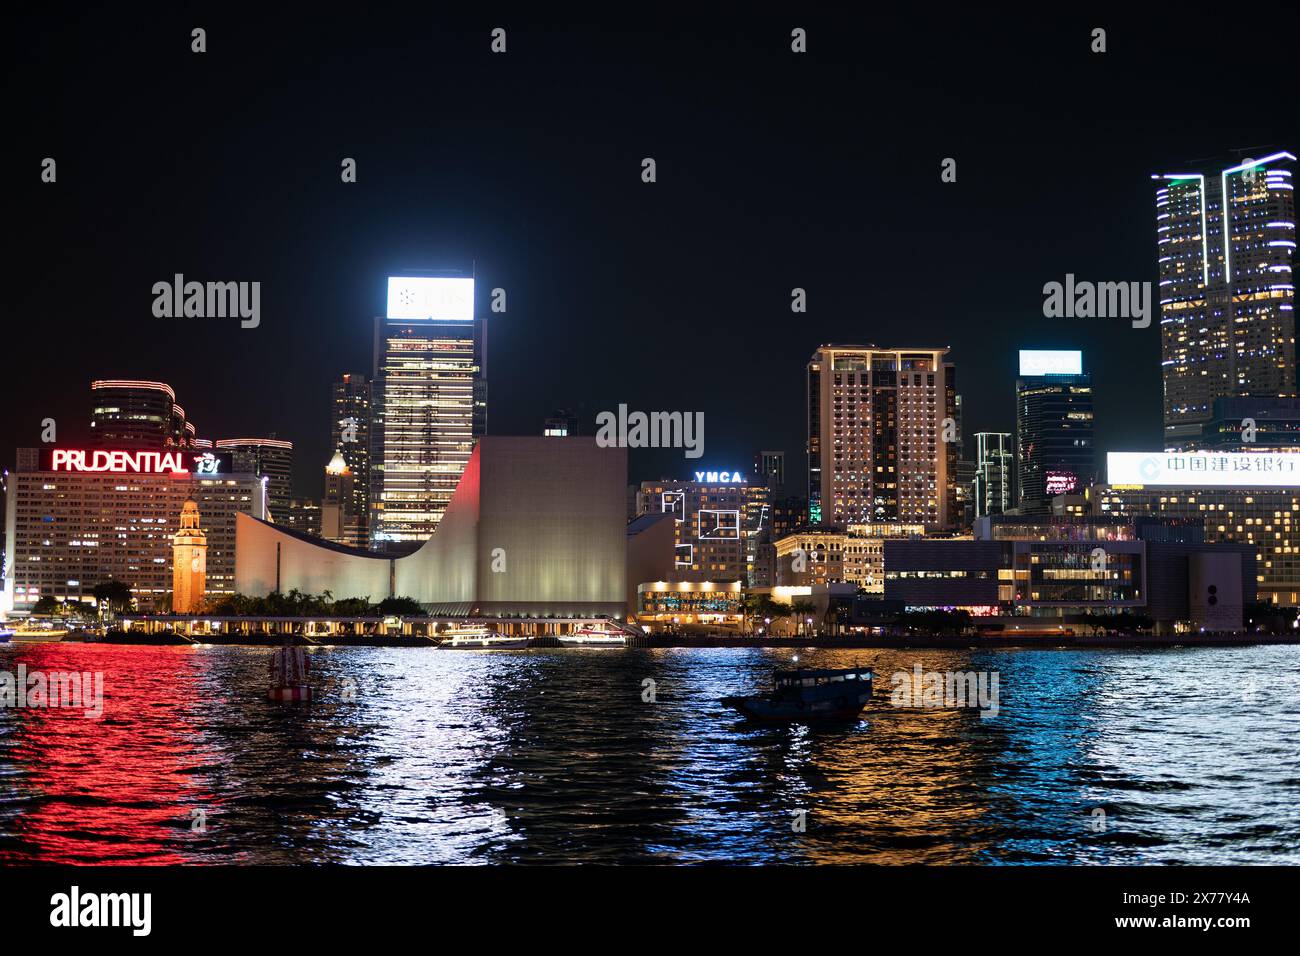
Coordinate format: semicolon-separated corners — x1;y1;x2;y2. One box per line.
753;450;786;495
1015;350;1093;514
1153;151;1296;450
215;437;294;521
372;273;486;546
322;449;361;547
330;373;372;545
90;379;197;448
806;345;958;529
973;431;1014;517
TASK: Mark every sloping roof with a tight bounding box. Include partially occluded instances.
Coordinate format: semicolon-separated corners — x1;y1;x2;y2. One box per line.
247;514;387;560
627;512;674;536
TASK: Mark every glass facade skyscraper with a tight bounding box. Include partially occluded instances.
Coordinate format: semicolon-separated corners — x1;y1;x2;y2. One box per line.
1015;356;1094;515
371;275;486;546
1154;151;1296;450
330;373;372;547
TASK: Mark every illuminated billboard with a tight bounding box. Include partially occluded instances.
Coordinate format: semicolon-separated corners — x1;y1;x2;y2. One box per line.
386;276;475;321
1107;451;1300;488
40;449;233;474
1019;350;1082;376
1044;471;1079;496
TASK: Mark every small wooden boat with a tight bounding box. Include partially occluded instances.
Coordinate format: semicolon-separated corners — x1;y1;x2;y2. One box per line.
722;666;873;723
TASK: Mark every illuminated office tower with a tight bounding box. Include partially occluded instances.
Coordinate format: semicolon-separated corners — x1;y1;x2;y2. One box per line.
330;373;372;545
90;379;197;448
215;437;294;521
322;449;360;546
806;345;958;529
372;274;485;546
973;432;1014;518
1015;350;1094;514
1153;151;1296;450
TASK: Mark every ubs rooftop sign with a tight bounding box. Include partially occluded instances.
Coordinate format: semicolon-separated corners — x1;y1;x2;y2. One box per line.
41;449;234;475
1108;452;1300;488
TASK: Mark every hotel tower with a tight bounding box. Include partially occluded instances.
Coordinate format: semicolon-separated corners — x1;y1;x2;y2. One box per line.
1154;151;1296;450
372;274;486;547
806;345;958;530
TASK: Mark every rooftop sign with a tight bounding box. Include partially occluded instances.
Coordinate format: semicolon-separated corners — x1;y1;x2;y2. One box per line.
1107;451;1300;487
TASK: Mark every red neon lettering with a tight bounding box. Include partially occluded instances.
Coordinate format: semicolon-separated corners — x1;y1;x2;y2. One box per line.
48;449;191;474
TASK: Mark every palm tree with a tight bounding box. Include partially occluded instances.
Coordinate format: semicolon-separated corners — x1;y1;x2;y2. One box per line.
91;579;135;621
740;592;769;635
790;599;817;637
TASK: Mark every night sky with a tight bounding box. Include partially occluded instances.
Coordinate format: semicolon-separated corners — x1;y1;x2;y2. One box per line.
6;9;1297;499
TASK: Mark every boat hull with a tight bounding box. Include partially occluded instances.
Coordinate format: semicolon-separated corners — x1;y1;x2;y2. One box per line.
722;688;872;724
441;639;531;650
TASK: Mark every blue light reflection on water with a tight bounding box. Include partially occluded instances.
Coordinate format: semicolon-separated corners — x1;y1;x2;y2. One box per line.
0;642;1297;864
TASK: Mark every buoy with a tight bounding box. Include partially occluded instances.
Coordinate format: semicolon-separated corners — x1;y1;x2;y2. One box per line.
267;685;312;702
268;643;312;702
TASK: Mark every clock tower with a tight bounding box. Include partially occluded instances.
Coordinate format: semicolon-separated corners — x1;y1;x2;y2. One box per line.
172;497;208;613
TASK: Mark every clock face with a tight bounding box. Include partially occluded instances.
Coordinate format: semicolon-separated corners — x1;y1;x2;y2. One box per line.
191;555;201;573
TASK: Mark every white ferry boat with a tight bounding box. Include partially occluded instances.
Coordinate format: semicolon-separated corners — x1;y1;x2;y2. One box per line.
438;624;530;650
558;622;628;647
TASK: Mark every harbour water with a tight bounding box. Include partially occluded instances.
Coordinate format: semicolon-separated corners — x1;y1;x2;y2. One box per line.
1;642;1297;864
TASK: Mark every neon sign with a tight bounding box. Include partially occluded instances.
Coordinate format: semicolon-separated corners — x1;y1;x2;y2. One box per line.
44;449;226;474
1045;471;1079;496
693;471;744;483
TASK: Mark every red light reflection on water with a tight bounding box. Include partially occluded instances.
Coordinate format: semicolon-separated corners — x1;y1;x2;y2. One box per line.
1;644;222;864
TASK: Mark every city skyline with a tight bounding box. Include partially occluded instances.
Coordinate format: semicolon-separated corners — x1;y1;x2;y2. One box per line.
6;7;1300;907
8;13;1295;502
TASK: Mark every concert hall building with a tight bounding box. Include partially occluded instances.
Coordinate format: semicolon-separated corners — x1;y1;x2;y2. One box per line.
235;437;629;618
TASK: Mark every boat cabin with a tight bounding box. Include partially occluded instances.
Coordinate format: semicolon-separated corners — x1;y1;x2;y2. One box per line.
773;668;872;689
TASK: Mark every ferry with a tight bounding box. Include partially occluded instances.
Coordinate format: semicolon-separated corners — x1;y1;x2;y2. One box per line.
558;623;628;647
722;666;873;723
438;624;530;650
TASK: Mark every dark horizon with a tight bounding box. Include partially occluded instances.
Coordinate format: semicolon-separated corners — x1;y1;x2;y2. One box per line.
6;9;1297;499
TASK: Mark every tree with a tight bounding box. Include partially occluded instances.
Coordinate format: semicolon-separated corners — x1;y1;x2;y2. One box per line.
790;599;817;637
91;579;135;616
376;596;423;616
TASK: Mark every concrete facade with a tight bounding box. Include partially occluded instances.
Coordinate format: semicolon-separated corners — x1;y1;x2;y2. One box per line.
235;437;628;617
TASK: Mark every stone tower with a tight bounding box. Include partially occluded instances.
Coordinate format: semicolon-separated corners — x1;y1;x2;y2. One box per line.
172;497;208;613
